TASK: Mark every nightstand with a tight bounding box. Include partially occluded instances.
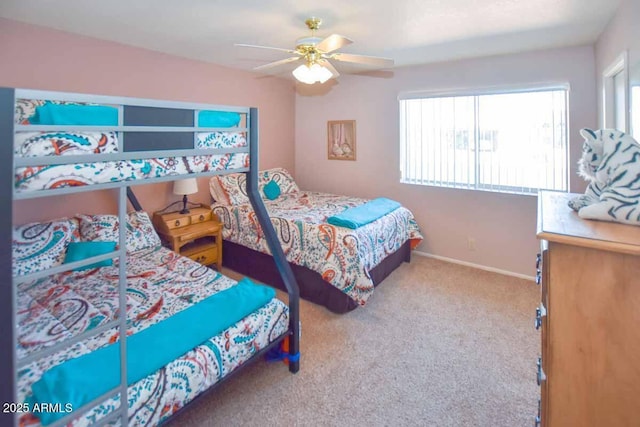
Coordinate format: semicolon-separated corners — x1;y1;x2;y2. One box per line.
152;204;223;270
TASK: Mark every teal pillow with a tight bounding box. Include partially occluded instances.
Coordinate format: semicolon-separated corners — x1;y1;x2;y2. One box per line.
263;180;281;200
64;241;117;271
197;110;241;127
31;102;118;125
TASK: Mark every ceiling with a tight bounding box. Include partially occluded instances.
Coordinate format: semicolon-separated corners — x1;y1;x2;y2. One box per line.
0;0;620;78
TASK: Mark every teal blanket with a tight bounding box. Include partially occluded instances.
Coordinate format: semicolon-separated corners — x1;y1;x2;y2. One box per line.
327;197;401;229
30;102;118;126
28;278;275;425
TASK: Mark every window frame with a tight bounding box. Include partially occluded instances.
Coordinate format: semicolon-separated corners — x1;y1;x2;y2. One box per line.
398;83;570;195
602;50;629;132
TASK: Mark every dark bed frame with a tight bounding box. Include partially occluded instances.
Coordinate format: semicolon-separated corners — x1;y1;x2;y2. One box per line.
222;239;412;313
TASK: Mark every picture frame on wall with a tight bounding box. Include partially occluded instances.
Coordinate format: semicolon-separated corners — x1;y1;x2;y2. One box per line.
327;120;356;161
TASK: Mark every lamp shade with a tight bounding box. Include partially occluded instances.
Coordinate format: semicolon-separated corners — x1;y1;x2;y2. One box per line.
173;178;198;196
292;63;333;84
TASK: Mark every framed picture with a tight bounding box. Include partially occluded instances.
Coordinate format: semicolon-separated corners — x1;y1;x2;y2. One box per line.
327;120;356;161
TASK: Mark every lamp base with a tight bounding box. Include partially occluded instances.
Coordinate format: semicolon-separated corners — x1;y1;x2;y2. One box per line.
180;194;190;214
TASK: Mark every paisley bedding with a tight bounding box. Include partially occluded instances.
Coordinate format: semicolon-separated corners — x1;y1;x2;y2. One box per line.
14;131;248;194
14;98;249;194
16;245;289;427
212;191;423;306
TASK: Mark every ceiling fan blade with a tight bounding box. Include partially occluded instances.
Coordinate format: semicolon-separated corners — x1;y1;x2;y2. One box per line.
318;59;340;78
315;34;353;54
254;56;301;71
330;53;394;68
235;43;298;55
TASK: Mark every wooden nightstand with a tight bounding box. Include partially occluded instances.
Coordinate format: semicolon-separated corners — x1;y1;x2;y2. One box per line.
152;204;223;270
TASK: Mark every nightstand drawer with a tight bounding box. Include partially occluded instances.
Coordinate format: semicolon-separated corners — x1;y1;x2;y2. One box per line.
153;206;212;232
183;245;218;266
190;211;211;224
166;217;190;229
152;206;222;270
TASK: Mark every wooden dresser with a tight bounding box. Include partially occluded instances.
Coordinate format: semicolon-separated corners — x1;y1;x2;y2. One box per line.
152;205;223;270
535;191;640;426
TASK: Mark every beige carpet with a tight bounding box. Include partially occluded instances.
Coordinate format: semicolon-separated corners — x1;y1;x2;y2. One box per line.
167;256;539;427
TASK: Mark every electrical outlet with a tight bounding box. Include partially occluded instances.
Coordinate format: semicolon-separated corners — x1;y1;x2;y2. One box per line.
467;237;476;251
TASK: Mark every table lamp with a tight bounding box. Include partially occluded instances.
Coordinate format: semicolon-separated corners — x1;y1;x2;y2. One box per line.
173;178;198;214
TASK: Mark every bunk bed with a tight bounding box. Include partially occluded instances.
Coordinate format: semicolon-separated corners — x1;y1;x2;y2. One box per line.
210;168;423;313
1;88;300;427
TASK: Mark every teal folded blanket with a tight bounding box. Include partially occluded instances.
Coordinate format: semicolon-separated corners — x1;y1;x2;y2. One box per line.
30;102;118;126
198;110;241;127
327;197;401;229
28;278;275;425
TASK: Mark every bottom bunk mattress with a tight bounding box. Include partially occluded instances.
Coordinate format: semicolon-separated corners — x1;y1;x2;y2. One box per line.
15;245;289;427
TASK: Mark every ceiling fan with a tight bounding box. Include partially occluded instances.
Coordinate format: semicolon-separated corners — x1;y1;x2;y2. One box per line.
236;17;394;84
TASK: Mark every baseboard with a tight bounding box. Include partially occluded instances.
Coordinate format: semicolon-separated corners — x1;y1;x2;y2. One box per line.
413;251;536;282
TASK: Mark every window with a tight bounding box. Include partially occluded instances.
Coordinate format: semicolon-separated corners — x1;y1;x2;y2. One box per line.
399;87;568;194
603;51;628;132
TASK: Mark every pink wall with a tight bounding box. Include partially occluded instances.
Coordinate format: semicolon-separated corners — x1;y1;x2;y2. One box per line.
595;0;640;127
0;18;295;224
295;45;597;276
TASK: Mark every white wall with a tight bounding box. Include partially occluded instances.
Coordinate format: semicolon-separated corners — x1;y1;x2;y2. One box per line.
295;45;596;276
595;0;640;127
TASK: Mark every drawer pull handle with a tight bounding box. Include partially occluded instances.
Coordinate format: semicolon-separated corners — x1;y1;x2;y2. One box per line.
535;304;546;330
535;253;542;286
199;214;205;221
175;220;181;227
536;357;546;386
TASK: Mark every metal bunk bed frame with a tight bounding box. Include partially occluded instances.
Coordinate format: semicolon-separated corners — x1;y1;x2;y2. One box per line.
0;87;300;427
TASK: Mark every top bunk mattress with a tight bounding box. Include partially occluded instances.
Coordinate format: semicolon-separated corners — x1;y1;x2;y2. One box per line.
12;97;251;195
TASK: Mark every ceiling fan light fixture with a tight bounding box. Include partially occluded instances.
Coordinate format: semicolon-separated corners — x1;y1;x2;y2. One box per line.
292;63;332;84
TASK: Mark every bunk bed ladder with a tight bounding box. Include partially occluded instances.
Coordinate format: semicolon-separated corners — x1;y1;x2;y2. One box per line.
246;108;300;373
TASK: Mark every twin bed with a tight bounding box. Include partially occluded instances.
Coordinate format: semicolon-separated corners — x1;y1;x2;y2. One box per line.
4;87;423;427
4;89;300;427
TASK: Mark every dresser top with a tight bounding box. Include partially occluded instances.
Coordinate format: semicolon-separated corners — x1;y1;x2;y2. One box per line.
537;191;640;255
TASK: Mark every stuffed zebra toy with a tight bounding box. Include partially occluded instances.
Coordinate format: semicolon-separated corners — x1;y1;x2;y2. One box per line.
568;128;640;225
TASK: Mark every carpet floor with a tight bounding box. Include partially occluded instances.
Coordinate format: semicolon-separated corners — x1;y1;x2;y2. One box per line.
167;255;540;427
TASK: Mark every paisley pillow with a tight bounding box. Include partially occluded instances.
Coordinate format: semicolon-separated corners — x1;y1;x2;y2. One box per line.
12;218;81;277
210;173;248;205
77;211;161;252
77;214;119;242
209;167;299;205
260;168;300;195
127;211;162;252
